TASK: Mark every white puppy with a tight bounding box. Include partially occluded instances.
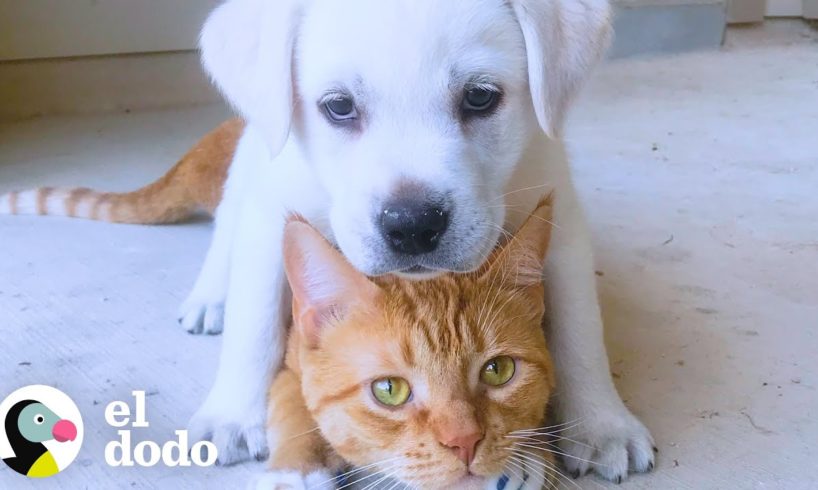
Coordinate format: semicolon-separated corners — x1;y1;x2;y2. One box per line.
184;0;655;482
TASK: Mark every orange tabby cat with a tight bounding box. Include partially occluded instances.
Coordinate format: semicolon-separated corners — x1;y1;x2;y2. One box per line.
259;196;558;490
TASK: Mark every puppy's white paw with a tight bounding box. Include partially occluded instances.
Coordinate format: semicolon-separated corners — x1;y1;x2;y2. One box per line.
557;406;655;483
250;470;336;490
188;395;268;465
178;297;225;335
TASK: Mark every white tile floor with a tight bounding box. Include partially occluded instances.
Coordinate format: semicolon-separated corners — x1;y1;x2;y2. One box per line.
1;24;817;490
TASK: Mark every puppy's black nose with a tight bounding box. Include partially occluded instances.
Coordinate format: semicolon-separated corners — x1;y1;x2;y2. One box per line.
380;200;449;255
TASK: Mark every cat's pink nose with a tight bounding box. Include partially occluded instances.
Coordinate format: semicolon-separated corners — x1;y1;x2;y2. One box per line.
439;429;483;466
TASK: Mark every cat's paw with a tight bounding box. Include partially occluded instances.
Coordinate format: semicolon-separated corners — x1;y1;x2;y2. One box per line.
557;407;655;483
250;470;336;490
188;394;268;465
178;298;224;335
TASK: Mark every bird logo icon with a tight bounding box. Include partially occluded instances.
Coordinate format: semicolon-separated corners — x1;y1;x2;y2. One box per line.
0;385;83;479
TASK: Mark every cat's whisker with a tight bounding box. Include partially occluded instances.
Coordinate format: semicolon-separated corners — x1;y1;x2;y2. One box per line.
334;465;397;490
359;467;401;490
508;455;535;482
483;206;562;237
543;433;597;451
474;240;516;334
472;227;509;326
517;429;585;443
486;222;518;245
513;427;587;446
511;441;607;468
314;457;400;486
511;445;613;490
511;418;585;436
507;424;587;443
506;433;596;452
509;453;564;490
282;426;321;442
474;222;513;266
485;312;541;332
480;294;521;340
357;475;386;490
506;457;544;490
547;464;583;490
319;458;403;490
381;479;399;490
490;183;553;203
382;475;406;490
506;434;561;445
474;258;503;335
512;443;583;467
481;286;523;335
510;450;581;490
504;457;532;487
500;208;563;230
476;219;553;314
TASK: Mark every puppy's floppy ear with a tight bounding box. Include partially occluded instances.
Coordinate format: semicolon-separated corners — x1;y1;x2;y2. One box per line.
200;0;302;155
509;0;613;137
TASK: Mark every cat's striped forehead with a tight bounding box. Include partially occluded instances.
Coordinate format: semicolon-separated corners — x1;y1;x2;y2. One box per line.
378;273;483;349
372;272;544;373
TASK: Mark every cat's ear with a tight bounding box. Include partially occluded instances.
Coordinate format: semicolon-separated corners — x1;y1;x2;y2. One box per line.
283;216;380;347
483;193;555;288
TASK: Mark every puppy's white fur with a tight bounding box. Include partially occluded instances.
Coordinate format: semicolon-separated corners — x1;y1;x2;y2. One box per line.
186;0;654;482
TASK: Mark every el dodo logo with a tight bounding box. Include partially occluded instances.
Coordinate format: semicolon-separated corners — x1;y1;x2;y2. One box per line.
0;385;82;478
104;391;217;468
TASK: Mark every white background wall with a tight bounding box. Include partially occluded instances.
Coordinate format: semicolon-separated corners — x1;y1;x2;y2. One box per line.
0;0;220;61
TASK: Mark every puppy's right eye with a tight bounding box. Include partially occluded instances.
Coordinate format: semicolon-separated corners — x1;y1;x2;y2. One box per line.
323;96;358;122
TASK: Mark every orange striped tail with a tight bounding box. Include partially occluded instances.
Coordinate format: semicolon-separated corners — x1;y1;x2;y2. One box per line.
0;185;200;224
0;118;243;225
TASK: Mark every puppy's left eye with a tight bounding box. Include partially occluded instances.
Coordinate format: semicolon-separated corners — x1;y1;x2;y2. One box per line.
323;96;358;122
462;87;500;114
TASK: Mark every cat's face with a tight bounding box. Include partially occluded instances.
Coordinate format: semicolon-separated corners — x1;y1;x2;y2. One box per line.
283;197;555;490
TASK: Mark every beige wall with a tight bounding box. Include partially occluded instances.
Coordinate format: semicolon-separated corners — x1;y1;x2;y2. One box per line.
0;0;220;61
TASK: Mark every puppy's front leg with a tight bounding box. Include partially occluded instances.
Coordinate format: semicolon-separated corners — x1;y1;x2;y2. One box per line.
546;195;655;483
177;194;236;335
189;198;289;465
178;132;258;336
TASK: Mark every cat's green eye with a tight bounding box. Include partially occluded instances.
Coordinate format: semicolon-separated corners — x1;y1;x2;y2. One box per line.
371;377;412;406
481;356;516;386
